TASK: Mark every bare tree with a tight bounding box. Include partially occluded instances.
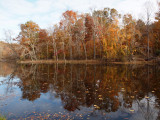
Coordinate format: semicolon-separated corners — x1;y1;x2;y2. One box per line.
144;1;153;59
4;30;19;60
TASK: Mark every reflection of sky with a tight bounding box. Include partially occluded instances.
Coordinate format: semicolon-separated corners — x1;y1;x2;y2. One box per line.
117;92;159;120
130;96;159;120
0;93;62;115
0;76;21;95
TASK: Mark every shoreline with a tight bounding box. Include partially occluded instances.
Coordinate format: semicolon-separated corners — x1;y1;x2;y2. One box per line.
16;59;160;65
17;60;106;64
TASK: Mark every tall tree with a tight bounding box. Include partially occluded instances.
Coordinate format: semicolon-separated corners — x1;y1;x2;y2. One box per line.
145;1;153;59
123;14;136;60
152;2;160;56
85;14;94;59
61;10;77;60
18;21;40;60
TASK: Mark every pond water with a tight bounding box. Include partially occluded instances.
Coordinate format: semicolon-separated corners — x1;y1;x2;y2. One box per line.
0;62;160;120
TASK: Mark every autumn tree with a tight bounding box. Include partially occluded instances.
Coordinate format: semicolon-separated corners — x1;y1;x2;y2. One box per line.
71;15;86;59
93;8;121;60
152;2;160;56
38;29;52;59
52;24;65;60
123;14;137;60
134;19;146;55
84;14;94;59
61;10;77;60
17;21;40;60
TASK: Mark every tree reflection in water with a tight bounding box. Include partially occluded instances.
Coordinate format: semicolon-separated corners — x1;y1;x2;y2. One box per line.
1;63;160;119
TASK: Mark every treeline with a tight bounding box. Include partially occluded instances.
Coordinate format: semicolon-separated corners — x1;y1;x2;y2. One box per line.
5;3;160;61
0;41;18;61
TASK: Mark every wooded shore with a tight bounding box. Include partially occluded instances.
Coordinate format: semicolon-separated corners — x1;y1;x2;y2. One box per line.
1;6;160;63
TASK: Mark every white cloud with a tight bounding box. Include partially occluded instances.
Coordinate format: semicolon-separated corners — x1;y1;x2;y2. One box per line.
0;0;33;15
0;0;159;41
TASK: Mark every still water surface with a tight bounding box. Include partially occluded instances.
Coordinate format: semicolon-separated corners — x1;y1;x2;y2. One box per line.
0;62;160;120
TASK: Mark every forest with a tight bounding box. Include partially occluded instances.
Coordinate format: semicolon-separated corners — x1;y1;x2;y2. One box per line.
1;2;160;62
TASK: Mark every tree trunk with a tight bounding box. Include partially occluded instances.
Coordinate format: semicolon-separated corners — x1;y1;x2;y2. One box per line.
53;39;56;60
62;38;66;61
69;34;72;60
82;41;87;60
47;42;49;60
93;30;96;59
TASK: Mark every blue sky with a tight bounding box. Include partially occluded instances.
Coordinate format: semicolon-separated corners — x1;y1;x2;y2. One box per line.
0;0;159;41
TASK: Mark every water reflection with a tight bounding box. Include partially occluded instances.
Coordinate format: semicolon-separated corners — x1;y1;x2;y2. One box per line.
0;63;160;119
0;62;16;77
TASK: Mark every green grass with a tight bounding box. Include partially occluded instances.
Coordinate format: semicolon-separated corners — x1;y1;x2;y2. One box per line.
0;114;6;120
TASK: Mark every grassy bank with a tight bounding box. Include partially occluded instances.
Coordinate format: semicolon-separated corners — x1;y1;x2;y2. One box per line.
16;58;160;65
110;60;158;65
17;60;106;64
0;114;6;120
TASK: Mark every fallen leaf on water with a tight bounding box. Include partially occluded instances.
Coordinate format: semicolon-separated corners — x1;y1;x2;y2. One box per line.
94;105;100;109
77;91;81;93
145;96;149;99
99;98;103;100
121;88;125;91
130;109;134;112
96;106;100;109
98;95;102;97
85;91;89;93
